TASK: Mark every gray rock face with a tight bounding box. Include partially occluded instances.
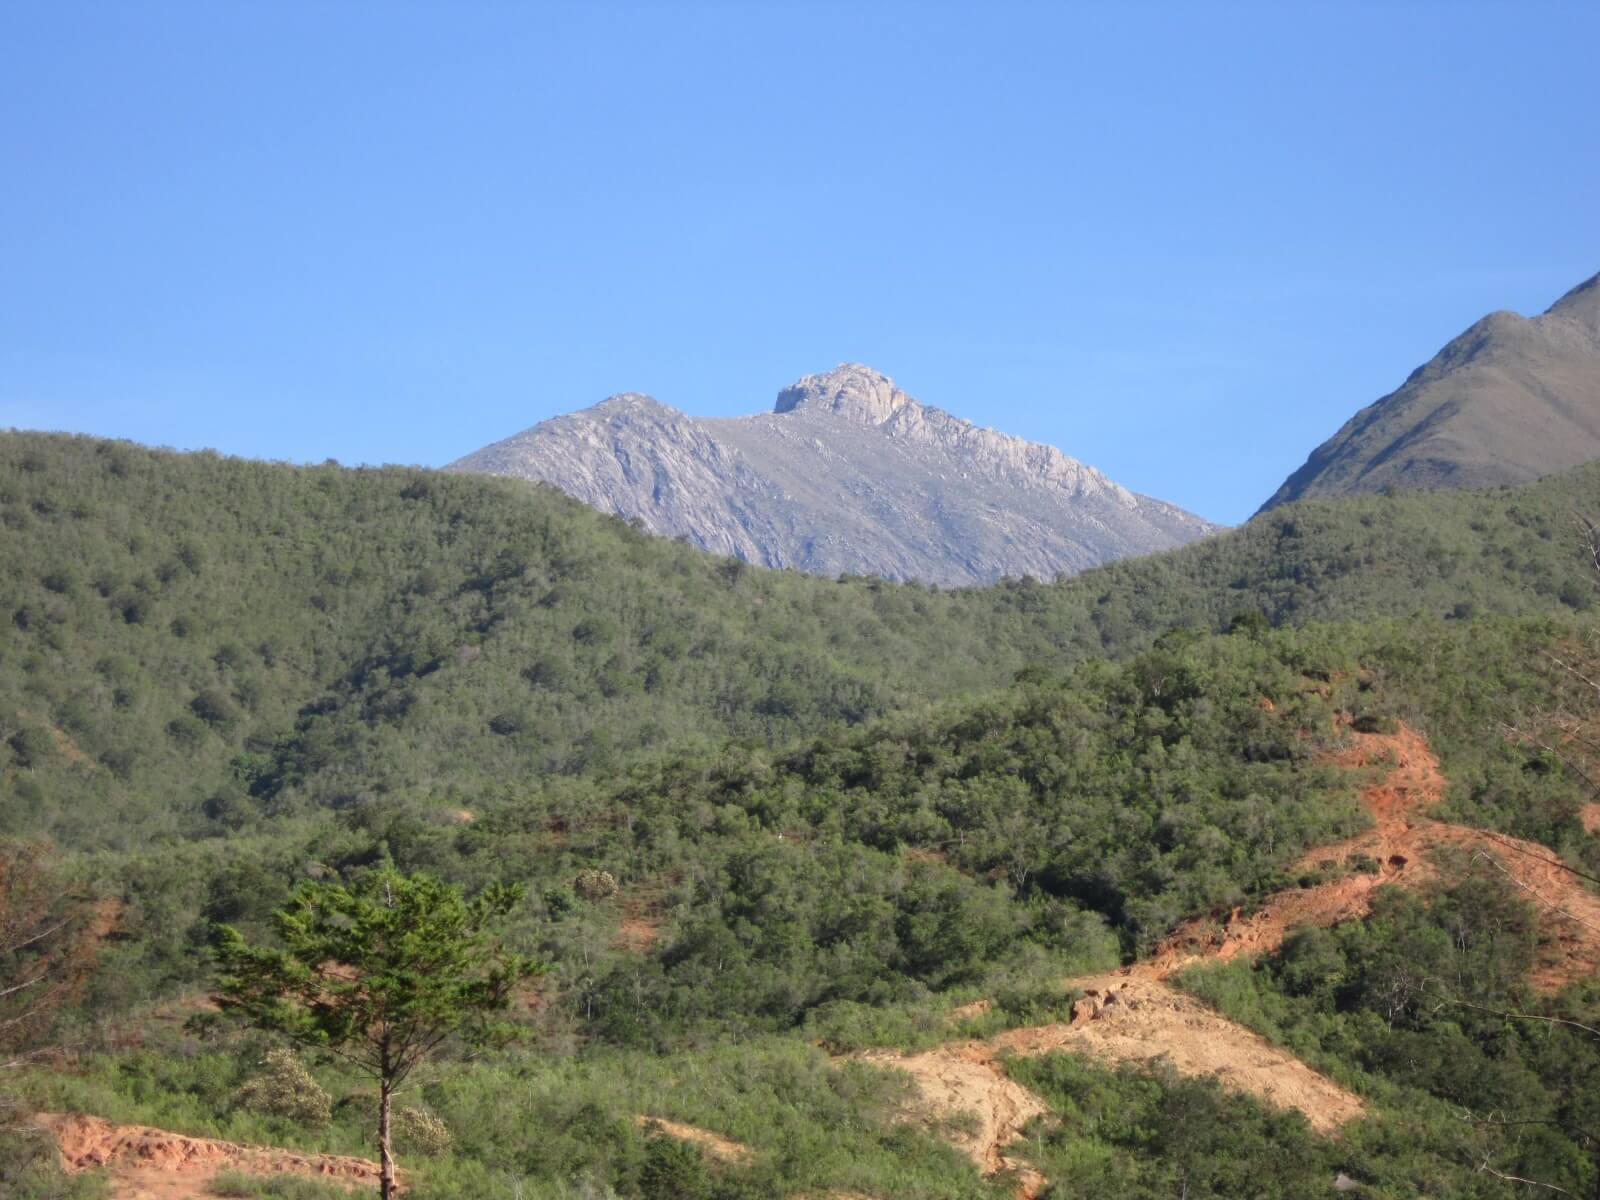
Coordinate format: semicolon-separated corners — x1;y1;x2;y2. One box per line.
1260;271;1600;513
449;364;1218;586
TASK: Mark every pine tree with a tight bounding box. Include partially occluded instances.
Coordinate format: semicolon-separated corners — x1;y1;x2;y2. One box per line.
214;868;538;1198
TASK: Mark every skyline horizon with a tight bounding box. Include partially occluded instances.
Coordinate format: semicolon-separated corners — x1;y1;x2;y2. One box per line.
12;262;1599;527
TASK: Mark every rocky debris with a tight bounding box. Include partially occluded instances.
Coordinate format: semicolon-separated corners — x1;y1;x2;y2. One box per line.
1261;270;1600;511
449;364;1218;586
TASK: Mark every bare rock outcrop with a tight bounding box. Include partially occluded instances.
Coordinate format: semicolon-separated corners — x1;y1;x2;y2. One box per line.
450;364;1217;586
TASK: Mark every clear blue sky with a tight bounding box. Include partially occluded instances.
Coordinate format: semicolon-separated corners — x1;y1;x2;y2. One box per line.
4;2;1597;524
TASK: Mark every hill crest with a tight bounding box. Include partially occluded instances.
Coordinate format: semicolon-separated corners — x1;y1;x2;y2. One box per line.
1260;270;1600;512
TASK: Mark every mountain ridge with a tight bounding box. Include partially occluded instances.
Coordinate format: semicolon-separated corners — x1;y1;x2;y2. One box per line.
1260;270;1600;512
449;364;1218;586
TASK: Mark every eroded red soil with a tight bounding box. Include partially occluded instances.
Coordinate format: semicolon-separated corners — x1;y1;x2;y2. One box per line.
41;1112;384;1199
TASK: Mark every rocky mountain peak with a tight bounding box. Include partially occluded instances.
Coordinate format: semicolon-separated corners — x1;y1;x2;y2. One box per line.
450;366;1217;586
591;392;671;416
773;363;915;425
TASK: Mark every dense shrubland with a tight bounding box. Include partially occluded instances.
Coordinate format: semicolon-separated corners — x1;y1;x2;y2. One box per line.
5;431;1599;851
4;431;1600;1197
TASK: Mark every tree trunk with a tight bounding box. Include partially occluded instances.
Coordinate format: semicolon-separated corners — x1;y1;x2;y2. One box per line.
378;1078;395;1200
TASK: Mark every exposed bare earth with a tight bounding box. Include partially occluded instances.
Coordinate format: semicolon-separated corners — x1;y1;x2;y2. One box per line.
861;723;1600;1191
858;1045;1048;1178
47;1111;754;1199
634;1116;751;1164
1583;803;1600;834
1149;724;1600;993
40;1112;384;1199
997;976;1365;1133
616;914;663;953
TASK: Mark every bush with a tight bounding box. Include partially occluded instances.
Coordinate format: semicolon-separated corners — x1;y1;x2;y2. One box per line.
574;869;619;901
639;1134;710;1200
208;1170;353;1199
395;1105;452;1156
0;1118;107;1200
231;1048;332;1125
1350;713;1398;734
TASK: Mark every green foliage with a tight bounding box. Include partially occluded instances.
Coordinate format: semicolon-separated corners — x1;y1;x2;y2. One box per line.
10;432;1600;1197
639;1134;711;1200
0;1120;108;1200
208;1170;356;1199
1179;870;1600;1199
1008;1054;1341;1199
232;1048;333;1126
5;431;1598;853
31;1035;1004;1200
216;868;539;1196
215;869;538;1080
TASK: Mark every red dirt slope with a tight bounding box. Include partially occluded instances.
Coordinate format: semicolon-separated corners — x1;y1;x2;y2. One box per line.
41;1112;385;1200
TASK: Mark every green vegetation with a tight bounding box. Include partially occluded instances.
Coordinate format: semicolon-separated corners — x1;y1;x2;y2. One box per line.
209;1171;356;1200
6;431;1600;1197
217;869;537;1198
1010;1054;1345;1199
27;1034;1003;1200
4;431;1599;852
1178;867;1600;1198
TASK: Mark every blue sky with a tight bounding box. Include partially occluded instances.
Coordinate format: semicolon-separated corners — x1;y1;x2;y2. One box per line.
3;2;1597;525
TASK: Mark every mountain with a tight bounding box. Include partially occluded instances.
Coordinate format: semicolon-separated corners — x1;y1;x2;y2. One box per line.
448;363;1218;586
1260;271;1600;512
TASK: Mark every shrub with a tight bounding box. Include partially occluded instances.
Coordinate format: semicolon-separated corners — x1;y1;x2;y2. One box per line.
209;1170;352;1199
639;1134;710;1200
1351;713;1398;734
574;869;619;901
232;1048;333;1125
395;1105;452;1156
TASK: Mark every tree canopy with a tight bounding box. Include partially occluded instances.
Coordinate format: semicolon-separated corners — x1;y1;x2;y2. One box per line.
215;868;537;1197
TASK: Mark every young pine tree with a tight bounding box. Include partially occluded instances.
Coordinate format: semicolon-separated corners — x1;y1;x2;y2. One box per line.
214;868;539;1199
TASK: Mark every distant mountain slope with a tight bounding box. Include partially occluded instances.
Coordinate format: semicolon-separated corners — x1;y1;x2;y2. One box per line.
449;364;1218;585
5;432;1599;853
1261;271;1600;512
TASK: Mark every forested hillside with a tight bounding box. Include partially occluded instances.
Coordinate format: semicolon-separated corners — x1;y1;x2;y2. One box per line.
4;431;1598;850
6;431;1600;1200
17;611;1600;1199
